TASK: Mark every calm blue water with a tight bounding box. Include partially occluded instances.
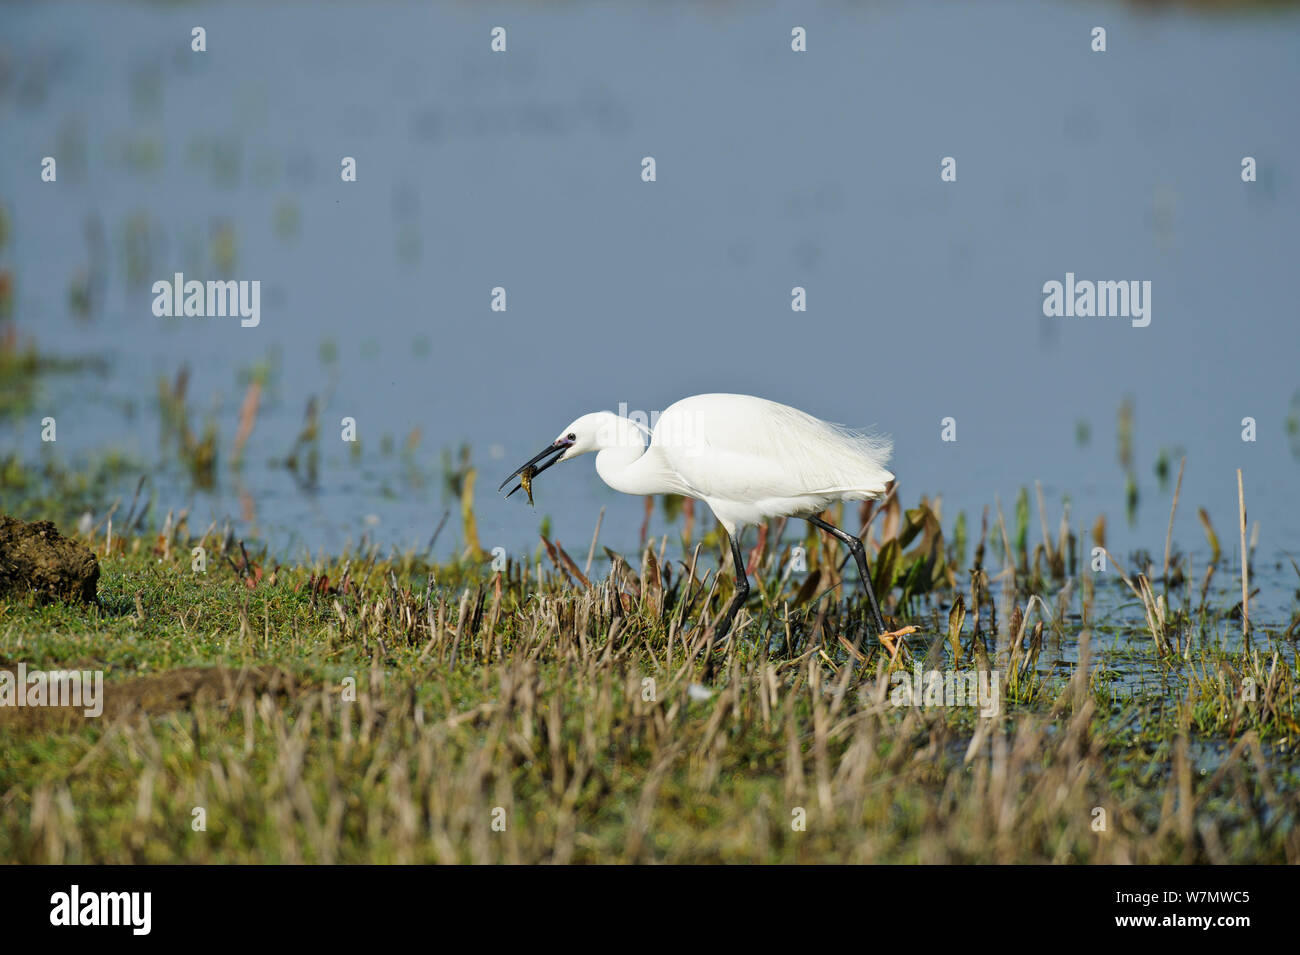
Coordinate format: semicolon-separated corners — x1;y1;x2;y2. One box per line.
1;1;1298;621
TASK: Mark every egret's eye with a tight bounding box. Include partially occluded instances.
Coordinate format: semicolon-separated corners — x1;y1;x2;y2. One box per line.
566;433;576;442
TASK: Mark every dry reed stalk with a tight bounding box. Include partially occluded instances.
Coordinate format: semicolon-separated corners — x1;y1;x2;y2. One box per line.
1162;455;1185;585
1034;480;1054;569
1238;469;1248;642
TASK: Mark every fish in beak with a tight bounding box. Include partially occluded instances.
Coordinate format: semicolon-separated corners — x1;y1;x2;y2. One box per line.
499;438;572;506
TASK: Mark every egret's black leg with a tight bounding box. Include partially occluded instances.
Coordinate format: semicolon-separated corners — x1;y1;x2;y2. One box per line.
711;530;750;646
807;515;887;636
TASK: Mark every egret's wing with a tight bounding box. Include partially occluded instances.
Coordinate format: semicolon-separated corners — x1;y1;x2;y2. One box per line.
652;394;893;501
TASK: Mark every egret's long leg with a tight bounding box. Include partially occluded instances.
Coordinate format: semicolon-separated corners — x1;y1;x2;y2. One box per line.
807;515;887;636
711;530;750;645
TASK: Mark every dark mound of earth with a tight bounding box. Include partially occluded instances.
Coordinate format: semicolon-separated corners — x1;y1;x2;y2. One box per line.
0;516;99;603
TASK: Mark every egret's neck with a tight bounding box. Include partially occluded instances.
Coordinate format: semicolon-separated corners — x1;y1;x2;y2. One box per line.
594;440;662;497
595;442;647;494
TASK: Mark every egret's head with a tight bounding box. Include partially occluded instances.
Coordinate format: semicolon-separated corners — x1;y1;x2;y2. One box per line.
498;411;646;499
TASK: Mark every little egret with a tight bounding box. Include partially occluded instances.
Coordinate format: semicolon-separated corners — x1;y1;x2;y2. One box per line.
499;393;894;642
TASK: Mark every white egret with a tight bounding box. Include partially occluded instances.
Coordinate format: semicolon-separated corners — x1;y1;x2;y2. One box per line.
499;393;894;642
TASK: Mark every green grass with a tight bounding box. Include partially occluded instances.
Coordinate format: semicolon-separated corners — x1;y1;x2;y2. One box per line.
1;517;1296;864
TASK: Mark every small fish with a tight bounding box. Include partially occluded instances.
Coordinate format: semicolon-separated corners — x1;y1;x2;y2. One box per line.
519;464;537;507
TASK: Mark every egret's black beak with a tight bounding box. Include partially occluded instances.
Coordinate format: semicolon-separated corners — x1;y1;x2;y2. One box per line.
498;440;571;498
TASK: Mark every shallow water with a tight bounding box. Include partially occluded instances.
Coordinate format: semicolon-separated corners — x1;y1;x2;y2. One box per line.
1;1;1297;624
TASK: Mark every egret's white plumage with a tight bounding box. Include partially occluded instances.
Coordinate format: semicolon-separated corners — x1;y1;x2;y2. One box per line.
500;393;895;639
555;394;892;535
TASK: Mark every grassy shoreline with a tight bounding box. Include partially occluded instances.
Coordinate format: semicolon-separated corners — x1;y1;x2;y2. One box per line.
1;518;1296;864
